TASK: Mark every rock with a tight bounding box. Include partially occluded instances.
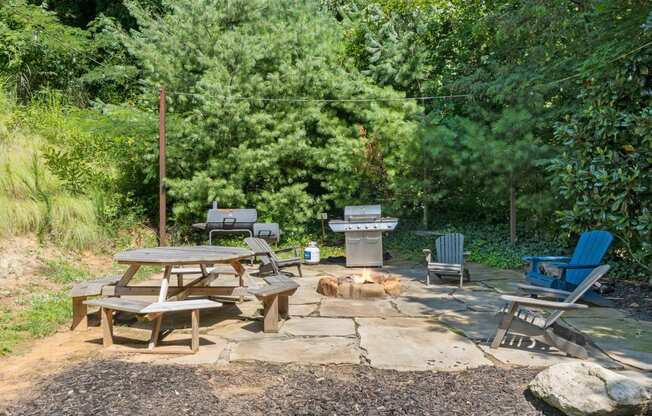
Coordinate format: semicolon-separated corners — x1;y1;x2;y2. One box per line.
383;277;402;296
629;302;640;308
529;362;651;416
317;276;338;297
338;281;386;298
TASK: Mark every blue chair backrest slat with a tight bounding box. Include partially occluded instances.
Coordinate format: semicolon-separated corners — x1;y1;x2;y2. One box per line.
436;233;464;265
566;231;613;285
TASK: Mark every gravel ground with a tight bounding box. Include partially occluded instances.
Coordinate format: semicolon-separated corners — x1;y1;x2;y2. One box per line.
610;279;652;321
1;359;566;416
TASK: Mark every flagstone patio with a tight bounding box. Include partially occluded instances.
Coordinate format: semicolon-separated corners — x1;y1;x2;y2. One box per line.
83;261;652;384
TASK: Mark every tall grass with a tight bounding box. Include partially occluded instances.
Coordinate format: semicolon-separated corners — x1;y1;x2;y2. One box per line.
0;89;105;250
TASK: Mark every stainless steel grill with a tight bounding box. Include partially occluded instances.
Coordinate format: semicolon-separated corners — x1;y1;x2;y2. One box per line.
328;204;398;267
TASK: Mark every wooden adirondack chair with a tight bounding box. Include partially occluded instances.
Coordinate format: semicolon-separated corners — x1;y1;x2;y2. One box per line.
524;230;613;306
245;237;303;277
423;233;468;288
491;265;610;359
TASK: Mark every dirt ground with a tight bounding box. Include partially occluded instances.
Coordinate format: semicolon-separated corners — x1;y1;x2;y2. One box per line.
1;359;567;416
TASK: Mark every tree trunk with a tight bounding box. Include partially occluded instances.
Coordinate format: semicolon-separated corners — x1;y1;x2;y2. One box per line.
509;177;517;243
422;200;429;229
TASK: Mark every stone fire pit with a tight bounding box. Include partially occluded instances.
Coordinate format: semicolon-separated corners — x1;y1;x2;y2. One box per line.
317;271;401;299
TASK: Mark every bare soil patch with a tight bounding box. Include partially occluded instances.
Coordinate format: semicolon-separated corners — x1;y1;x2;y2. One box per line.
1;359;569;416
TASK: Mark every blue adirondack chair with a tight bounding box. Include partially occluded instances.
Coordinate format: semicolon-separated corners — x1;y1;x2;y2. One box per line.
524;230;614;306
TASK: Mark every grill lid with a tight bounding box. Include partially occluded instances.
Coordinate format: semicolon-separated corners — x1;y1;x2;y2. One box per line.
344;205;381;221
207;208;257;226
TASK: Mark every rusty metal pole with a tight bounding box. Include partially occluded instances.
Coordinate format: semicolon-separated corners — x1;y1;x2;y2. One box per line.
159;87;167;246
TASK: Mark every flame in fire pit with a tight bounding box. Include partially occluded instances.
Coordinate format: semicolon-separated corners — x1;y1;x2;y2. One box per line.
351;269;375;284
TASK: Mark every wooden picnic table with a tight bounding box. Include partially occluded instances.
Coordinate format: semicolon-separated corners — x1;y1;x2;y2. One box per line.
101;246;256;302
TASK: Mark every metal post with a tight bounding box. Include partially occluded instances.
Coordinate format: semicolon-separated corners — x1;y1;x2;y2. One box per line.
159;87;167;246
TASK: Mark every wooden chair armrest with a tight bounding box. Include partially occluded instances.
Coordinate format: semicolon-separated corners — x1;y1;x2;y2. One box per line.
276;246;300;256
517;284;572;298
500;294;588;310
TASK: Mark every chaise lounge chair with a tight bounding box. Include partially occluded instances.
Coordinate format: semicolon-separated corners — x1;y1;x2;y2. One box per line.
524;230;613;306
491;265;610;359
245;237;303;277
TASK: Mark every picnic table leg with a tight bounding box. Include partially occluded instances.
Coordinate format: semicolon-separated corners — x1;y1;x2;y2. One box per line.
278;295;289;319
148;314;163;350
101;307;114;347
262;296;279;333
176;273;186;300
230;260;249;302
191;309;200;353
158;266;172;303
71;297;88;331
117;264;141;287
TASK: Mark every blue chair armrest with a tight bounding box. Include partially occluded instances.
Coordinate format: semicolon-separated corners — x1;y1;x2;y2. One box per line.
523;256;571;262
523;256;571;274
555;263;601;270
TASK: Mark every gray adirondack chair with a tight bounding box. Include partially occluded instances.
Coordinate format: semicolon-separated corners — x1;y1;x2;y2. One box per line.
491;264;610;359
423;233;467;287
245;237;303;277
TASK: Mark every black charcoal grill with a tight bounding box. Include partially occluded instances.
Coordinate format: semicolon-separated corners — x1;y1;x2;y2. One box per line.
193;202;280;243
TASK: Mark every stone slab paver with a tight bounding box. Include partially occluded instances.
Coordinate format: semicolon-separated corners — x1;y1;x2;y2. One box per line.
289;303;319;317
229;336;361;365
439;310;499;341
564;316;652;371
289;285;324;305
479;278;520;294
357;317;492;371
281;317;356;337
394;294;466;316
320;298;401;318
451;289;506;312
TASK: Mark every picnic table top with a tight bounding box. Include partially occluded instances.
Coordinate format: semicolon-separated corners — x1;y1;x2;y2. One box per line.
114;245;254;266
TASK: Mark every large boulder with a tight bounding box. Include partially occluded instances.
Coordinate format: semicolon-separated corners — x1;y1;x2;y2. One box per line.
529;362;650;416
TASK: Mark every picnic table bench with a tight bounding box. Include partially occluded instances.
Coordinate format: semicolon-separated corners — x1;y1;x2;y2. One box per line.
85;297;222;353
249;274;299;332
69;275;122;330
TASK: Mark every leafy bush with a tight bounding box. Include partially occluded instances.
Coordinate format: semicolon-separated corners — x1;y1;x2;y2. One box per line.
549;54;652;278
385;222;562;269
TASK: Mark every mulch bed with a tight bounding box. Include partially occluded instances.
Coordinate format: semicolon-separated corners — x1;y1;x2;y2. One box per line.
1;359;566;416
608;279;652;321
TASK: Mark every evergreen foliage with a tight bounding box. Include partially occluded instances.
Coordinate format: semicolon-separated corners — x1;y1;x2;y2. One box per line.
109;0;418;232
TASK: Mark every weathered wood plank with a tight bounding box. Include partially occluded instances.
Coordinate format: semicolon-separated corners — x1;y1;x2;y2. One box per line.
71;297;88;331
101;308;114;347
101;285;248;297
142;299;223;313
85;298;152;313
69;275;122;297
191;310;199;353
114;246;253;265
499;295;589;310
148;314;163;350
262;296;279;333
171;265;237;276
